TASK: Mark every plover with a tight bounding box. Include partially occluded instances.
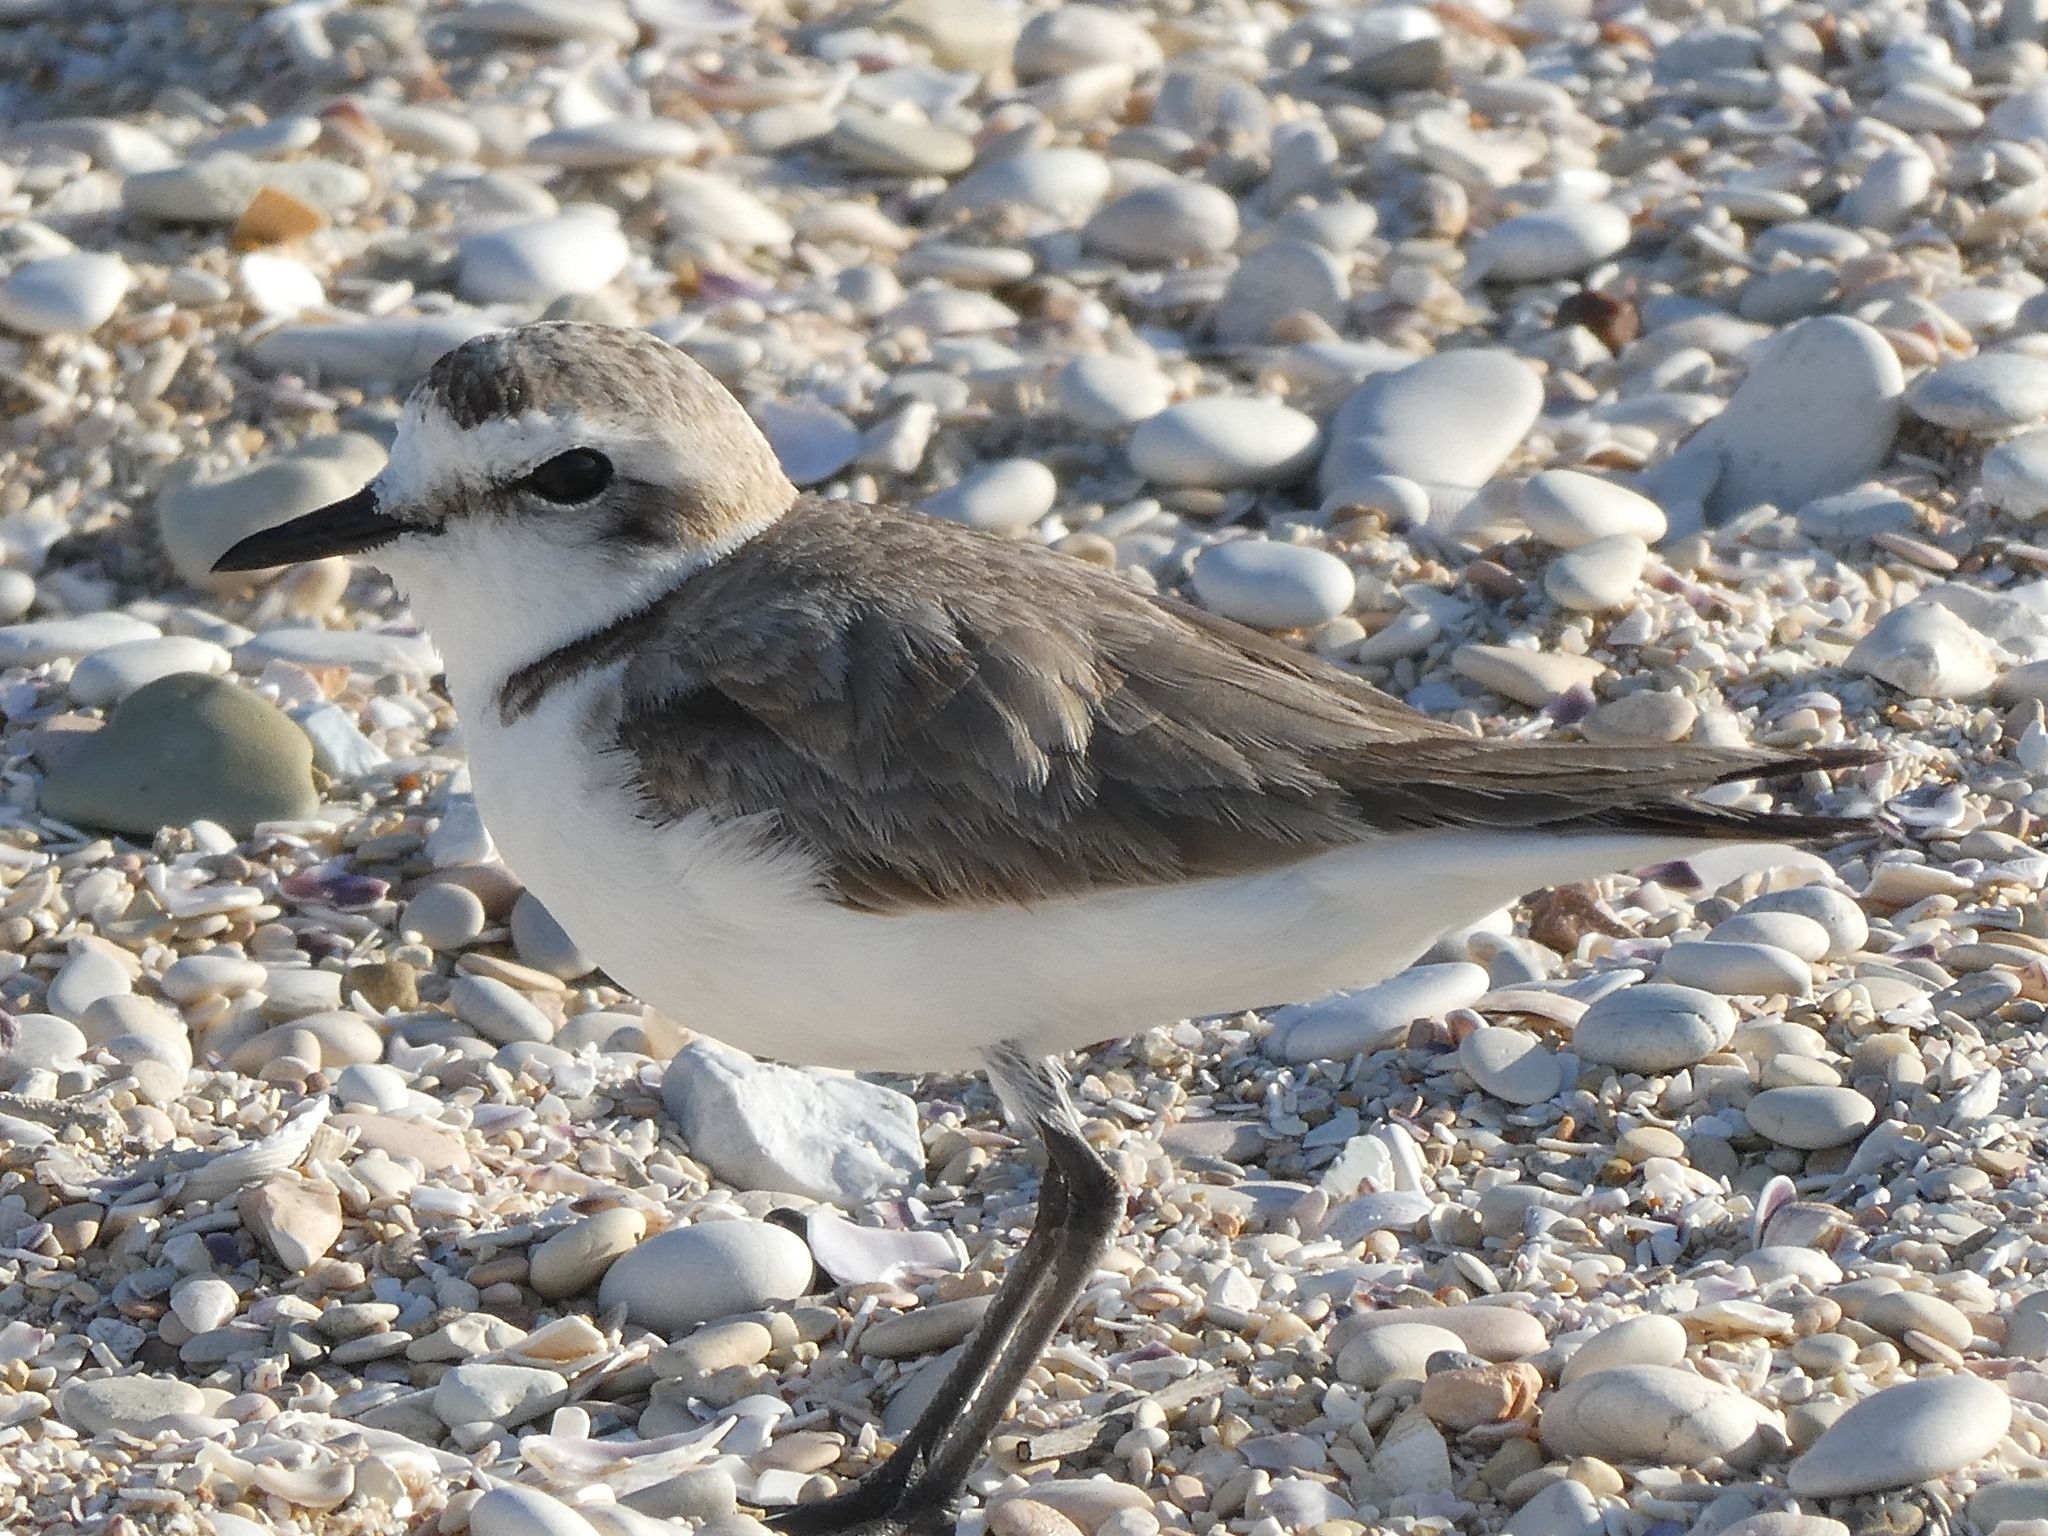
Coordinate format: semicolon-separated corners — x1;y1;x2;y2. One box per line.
218;322;1877;1533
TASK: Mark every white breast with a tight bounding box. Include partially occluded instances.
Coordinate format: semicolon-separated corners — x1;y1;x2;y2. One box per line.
462;669;1714;1074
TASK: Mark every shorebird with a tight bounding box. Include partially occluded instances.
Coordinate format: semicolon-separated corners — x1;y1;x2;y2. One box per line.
217;322;1876;1534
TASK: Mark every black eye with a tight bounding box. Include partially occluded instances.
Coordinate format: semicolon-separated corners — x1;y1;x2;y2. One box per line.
524;448;613;504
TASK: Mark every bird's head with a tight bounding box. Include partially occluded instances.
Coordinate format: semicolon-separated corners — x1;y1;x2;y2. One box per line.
214;322;796;696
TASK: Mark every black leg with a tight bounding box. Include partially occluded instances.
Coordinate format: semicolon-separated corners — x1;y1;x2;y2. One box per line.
771;1056;1123;1536
770;1154;1075;1535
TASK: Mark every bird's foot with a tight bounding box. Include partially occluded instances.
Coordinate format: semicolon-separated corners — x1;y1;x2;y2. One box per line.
766;1468;959;1536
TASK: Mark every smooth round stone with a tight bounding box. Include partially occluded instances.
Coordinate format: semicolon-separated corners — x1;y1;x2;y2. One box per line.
46;944;130;1022
1015;4;1161;77
1841;148;1934;231
124;154;370;224
1709;911;1831;962
0;1013;87;1078
69;637;231;706
1981;429;2048;516
1907;352;2048;432
403;883;487;951
251;314;494;386
1740;886;1867;959
1128;398;1319;490
1451;645;1605;707
472;1487;605;1536
1467;202;1630;283
1789;1375;2010;1497
1271;962;1487;1063
1334;1322;1468;1388
1545;535;1648;614
1321;350;1543;510
1191;541;1354;630
0;569;32;624
1580;689;1696;744
1504;1478;1601;1536
1657;941;1811;996
1847;600;2000;700
40;674;318;836
1541;1365;1777;1464
1520;471;1668;548
1349;1302;1546;1360
1457;1027;1562;1105
752;399;860;488
1573;984;1735;1074
935;149;1112;224
1861;1290;1974;1351
510;893;595;979
1214;239;1348;346
1642;316;1903;529
333;1062;410;1114
237;252;322;318
1083;180;1240;264
0;252;129;336
1055;355;1170;431
657;169;792;252
826;113;973;178
923;459;1058;535
1876;82;1983;132
530;1207;648;1300
1970;1479;2048;1530
525;119;699;168
433;1362;568;1428
0;614;160;666
1745;1086;1877;1150
156;434;386;588
1559;1315;1688;1384
598;1221;815;1334
56;1375;206;1436
448;975;553;1045
458;211;630;306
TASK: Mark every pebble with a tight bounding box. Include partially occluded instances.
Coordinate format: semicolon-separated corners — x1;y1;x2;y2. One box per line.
434;1363;568;1427
1350;1303;1547;1361
56;1376;206;1437
1190;540;1355;630
529;1208;650;1300
449;975;554;1046
40;674;318;836
1457;1027;1562;1105
827;114;973;178
1645;316;1904;530
1503;1478;1603;1536
1541;1364;1776;1464
1083;181;1240;264
1848;599;2002;700
661;1039;921;1204
1055;356;1170;432
1573;983;1735;1073
0;614;160;666
1907;353;2048;433
753;399;861;488
1467;203;1631;284
1335;1321;1469;1388
403;883;488;951
526;120;699;169
598;1220;815;1334
1788;1374;2010;1496
1127;399;1320;492
1545;536;1649;614
1322;351;1543;512
1740;886;1867;958
472;1487;605;1536
1860;1290;1973;1351
0;253;128;335
1559;1315;1689;1384
1980;429;2048;517
1744;1086;1877;1150
124;154;370;224
924;460;1058;535
156;436;387;587
69;637;231;705
1015;5;1162;76
1271;962;1487;1062
1452;646;1606;708
1214;239;1349;347
1657;940;1811;996
509;894;594;979
1520;472;1668;548
459;210;631;307
935;148;1112;224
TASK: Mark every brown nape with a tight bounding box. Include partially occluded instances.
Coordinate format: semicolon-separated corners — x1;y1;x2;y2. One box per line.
421;321;796;548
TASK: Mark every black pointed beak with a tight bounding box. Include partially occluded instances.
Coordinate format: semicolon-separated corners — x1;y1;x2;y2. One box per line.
211;485;408;573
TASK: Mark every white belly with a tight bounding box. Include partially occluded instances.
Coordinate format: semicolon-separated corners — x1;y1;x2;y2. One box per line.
465;675;1710;1073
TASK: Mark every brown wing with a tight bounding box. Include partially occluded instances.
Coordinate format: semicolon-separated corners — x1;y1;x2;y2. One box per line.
614;499;1874;912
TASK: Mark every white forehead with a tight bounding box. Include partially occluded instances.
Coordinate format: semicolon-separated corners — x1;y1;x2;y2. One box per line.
375;394;685;509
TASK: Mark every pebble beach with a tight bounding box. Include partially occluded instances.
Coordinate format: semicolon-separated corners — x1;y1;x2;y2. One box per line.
3;0;2048;1534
